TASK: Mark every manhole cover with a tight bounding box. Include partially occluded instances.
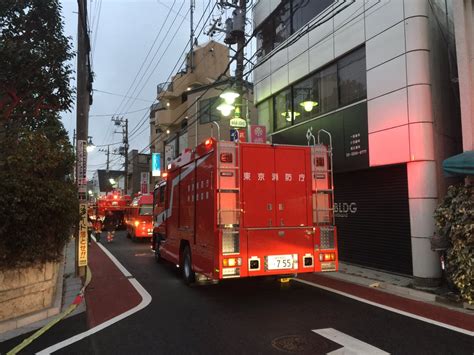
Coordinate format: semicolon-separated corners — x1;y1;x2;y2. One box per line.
272;335;312;353
271;334;331;354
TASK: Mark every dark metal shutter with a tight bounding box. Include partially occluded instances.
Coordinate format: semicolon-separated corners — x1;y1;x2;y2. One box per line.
334;164;412;275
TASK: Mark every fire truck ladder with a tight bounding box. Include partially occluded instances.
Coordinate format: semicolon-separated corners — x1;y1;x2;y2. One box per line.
216;140;241;255
310;129;335;227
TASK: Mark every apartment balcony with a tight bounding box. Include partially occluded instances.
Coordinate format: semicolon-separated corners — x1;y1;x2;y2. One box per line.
154;101;190;126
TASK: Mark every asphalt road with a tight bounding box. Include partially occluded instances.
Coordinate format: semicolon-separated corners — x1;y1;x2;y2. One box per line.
1;231;472;354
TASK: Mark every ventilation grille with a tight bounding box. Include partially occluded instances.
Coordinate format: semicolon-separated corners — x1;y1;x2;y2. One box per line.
222;231;239;254
320;227;335;250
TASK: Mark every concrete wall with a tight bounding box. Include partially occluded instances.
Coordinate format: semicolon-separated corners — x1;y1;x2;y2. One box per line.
0;262;60;322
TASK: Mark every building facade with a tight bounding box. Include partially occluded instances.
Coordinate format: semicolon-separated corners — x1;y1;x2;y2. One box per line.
126;149;151;196
253;0;463;285
150;40;256;180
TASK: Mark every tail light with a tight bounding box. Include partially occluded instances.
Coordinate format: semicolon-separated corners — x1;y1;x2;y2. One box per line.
319;252;335;262
222;257;242;267
134;220;140;227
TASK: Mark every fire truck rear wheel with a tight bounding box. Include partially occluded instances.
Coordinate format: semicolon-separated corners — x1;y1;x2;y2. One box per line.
182;245;195;285
154;237;162;263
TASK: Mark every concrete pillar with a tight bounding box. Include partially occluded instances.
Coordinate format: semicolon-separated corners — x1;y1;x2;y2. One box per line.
407;161;441;286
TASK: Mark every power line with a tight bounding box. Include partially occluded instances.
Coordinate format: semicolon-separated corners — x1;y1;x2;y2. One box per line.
118;2;189;117
128;1;217;139
112;0;179;117
90;106;149;117
140;0;356;155
93;89;154;103
100;0;179;146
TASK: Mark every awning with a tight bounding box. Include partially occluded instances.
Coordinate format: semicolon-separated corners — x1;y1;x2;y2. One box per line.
442;150;474;176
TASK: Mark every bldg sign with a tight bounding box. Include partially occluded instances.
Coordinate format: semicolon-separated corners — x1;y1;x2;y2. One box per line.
250;125;266;143
141;172;150;193
230;117;247;128
78;203;88;267
152;153;161;177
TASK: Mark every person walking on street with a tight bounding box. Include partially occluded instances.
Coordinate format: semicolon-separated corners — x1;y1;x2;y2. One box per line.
103;210;116;243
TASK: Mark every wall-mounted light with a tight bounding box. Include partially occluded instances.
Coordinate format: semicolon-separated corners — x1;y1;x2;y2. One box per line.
299;100;318;112
166;129;170;134
281;111;301;122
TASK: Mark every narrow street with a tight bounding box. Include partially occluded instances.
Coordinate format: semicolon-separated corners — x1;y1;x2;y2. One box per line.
3;231;471;355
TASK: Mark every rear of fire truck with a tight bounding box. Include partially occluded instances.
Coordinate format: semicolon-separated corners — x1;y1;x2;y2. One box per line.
216;136;338;279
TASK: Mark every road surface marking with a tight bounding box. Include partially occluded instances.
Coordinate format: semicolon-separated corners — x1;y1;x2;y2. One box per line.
294;278;473;336
37;240;152;354
313;328;389;354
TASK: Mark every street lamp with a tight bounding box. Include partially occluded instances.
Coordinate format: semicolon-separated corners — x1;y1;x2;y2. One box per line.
216;103;235;117
219;90;240;105
86;136;95;152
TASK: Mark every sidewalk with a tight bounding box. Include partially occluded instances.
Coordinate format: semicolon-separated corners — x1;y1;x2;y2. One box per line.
297;262;474;333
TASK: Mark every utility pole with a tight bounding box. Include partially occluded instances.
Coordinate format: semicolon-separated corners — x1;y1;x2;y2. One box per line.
112;116;129;194
124;118;129;194
76;0;91;279
99;145;110;171
190;0;195;72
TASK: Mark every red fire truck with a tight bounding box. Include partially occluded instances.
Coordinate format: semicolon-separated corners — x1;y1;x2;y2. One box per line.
152;134;338;283
125;194;154;241
95;191;131;230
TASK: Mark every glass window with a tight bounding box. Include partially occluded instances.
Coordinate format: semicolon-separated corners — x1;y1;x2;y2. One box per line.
338;46;367;106
257;98;274;133
292;0;333;33
199;97;220;124
293;74;320;122
274;1;291;48
320;64;338;113
274;88;293;131
139;204;153;216
257;19;274;57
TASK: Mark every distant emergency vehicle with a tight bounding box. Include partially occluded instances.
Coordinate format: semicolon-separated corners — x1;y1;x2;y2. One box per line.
152;134;338;284
94;191;131;230
125;194;153;241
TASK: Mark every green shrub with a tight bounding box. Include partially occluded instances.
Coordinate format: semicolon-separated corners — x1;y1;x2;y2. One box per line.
0;123;79;270
0;1;77;270
434;184;474;304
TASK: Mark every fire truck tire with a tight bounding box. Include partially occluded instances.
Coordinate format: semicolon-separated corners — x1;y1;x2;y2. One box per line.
182;245;195;285
154;236;162;263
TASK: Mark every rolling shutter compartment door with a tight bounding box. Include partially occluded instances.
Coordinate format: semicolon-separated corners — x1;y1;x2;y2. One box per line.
334;164;412;275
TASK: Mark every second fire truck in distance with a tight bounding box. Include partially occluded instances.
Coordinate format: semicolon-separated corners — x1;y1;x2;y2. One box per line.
125;194;153;241
152;134;338;284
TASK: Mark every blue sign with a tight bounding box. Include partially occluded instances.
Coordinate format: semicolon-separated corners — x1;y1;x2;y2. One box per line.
230;128;239;142
152;153;161;177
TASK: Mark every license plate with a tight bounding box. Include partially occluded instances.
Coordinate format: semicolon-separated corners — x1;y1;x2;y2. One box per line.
266;255;293;270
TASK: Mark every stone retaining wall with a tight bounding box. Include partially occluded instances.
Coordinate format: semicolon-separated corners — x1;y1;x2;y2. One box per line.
0;261;60;322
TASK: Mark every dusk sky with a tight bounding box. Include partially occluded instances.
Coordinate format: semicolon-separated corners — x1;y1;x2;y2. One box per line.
60;0;230;177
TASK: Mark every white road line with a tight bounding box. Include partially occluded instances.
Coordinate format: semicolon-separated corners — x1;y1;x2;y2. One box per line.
294;278;474;337
313;328;389;354
37;241;152;354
